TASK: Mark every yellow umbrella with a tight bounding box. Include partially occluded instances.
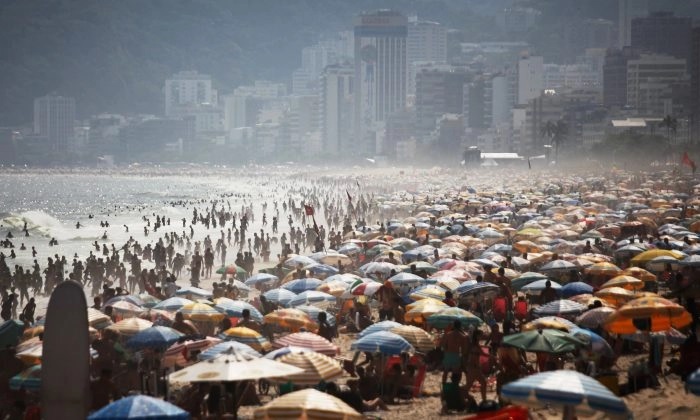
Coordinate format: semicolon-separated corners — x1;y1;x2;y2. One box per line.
600;276;645;291
316;280;349;297
272;352;344;385
405;299;449;323
604;297;692;334
585;262;622;277
253;388;363;420
390;325;436;353
264;308;318;331
180;302;225;323
621;267;657;282
594;287;635;307
513;240;543;253
409;285;446;301
630;249;684;266
219;327;271;352
106;318;154;337
490;267;520;280
568;294;614;308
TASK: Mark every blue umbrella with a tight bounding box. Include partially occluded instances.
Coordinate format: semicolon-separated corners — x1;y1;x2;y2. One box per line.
244;273;279;286
153;297;194;311
454;281;499;297
294;305;337;326
560;282;593;298
388;272;433;287
351;331;414;355
521;280;561;294
174;286;213;298
214;299;263;322
88;395;190;419
569;328;614;357
357;320;402;339
687;367;700;396
105;295;145;308
262;288;297;307
126;326;184;351
501;370;628;417
287;291;336;307
304;263;340;277
281;278;323;294
198;341;261;361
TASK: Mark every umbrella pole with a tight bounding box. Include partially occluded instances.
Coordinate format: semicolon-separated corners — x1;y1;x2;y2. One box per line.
562;405;575;420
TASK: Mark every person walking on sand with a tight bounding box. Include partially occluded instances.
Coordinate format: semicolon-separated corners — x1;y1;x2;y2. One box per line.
441;320;466;385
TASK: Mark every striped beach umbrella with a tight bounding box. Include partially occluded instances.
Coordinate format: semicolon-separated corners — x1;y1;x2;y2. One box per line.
197;341;261;361
245;272;280;286
427;307;484;329
575;307;616;329
262;288;297;307
351;331;413;355
287;291;336;308
125;326;184;351
179;303;225;323
107;301;144;317
271;352;344;385
106;318;153;337
105;295;145;308
600;275;644;291
253;388;362;420
533;300;587;318
153;297;194;312
174;286;213;299
273;332;339;357
282;278;324;294
213;299;263;322
501;370;628;417
218;327;271;352
87;308;113;330
357;320;402;339
503;329;585;354
390;325;435;353
162;337;222;368
9;365;41;391
264;308;318;331
137;293;161;308
88;395;189;419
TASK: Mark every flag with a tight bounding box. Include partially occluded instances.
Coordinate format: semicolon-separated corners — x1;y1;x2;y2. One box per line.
304;204;314;216
681;152;696;173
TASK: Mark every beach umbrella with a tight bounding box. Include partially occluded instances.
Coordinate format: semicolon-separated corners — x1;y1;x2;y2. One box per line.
501;370;628;417
630;249;684;266
179;302;225;323
539;260;577;274
575;307;616;329
680;254;700;267
622;328;687;346
304;263;340;277
560;282;593;298
409;284;447;301
454;281;499;297
357;320;402;339
253;388;363;420
688;368;700;396
163;337;223;368
264;346;313;360
169;348;303;384
294;305;336;327
216;264;247;277
522;279;561;294
153;297;194;312
271;352;344;385
522;317;576;332
645;255;683;272
319;253;352;266
107;301;144;317
316;279;350;297
288;291;336;308
514;240;544;253
213;299;263;322
218;327;271;352
600;275;644;291
126;326;184;351
137;293;161;308
245;273;280;286
594;287;634;307
427;307;484;329
197;341;261;361
139;309;175;327
388;272;433;287
620;267;656;282
359;261;400;278
273;332;339;357
503;329;585;354
88;395;190;420
282;278;323;294
569;328;614;357
264;308;318;331
389;325;435;353
350;280;382;297
585;262;622;277
106;318;153;337
284;255;317;268
0;320;24;348
105;295;145;308
9;365;41;391
87;307;113;329
604;297;692;334
174;286;213;298
533;300;587;318
404;299;450;324
351;331;413;355
262;288;297;307
511;272;550;291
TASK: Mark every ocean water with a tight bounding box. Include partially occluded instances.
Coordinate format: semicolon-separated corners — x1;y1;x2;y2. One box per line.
0;171;296;270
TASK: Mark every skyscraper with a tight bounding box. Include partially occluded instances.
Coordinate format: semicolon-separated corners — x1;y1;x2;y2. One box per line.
353;10;407;155
618;0;648;48
164;71;216;118
517;55;544;105
321;64;354;156
33;94;76;153
631;12;693;62
407;20;447;94
691;27;700;143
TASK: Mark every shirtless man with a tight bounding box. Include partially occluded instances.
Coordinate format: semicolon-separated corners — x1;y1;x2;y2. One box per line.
464;329;489;403
440;320;466;384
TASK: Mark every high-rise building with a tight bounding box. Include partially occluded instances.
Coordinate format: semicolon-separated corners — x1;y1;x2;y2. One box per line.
414;65;469;138
321;64;354;156
164;71;216;117
353;10;408;155
618;0;648;48
631;11;693;62
407;20;447;94
691;27;700;143
626;54;688;116
517;55;544;105
33;94;76;153
603;47;641;108
464;73;511;130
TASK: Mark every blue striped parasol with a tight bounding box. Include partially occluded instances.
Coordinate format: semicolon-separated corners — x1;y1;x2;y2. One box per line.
88;395;189;419
351;331;413;355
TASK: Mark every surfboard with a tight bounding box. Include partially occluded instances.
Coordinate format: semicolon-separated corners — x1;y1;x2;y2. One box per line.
41;280;91;419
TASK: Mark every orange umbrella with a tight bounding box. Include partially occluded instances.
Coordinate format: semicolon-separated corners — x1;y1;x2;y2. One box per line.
604;297;692;334
585;262;622;277
600;276;644;291
621;267;657;282
263;308;318;332
594;287;634;307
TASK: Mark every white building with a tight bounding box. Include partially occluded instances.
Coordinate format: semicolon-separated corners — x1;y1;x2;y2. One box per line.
517;55;544;105
164;71;217;118
543;63;601;91
321;65;354;155
626;54;688;116
33;94;76;153
407;20;447;94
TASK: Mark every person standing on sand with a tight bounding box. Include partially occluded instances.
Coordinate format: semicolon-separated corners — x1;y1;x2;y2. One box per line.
441;320;466;384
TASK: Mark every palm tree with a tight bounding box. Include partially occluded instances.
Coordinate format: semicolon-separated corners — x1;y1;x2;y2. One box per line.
541;119;568;162
658;115;677;145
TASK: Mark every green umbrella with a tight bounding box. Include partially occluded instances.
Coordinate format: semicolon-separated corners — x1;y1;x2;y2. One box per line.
427;307;483;329
216;264;247;277
503;329;585;354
